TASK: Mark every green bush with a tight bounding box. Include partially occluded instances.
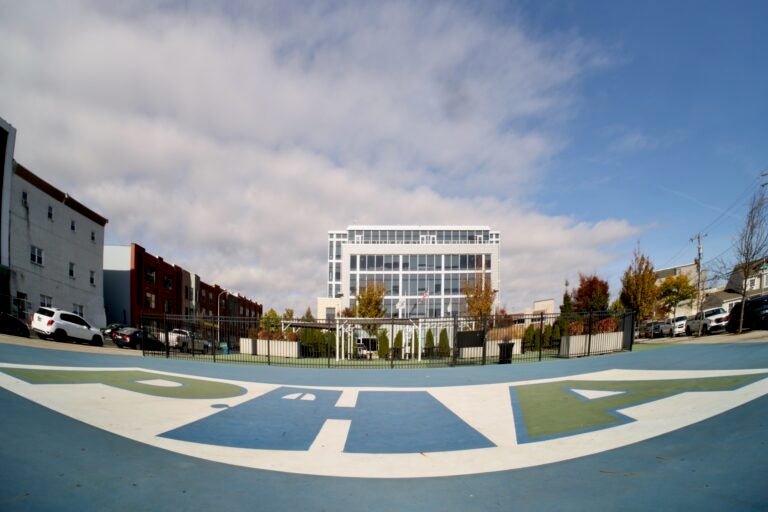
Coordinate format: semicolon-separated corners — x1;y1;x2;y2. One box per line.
438;328;450;357
394;331;403;359
377;330;390;359
425;329;435;356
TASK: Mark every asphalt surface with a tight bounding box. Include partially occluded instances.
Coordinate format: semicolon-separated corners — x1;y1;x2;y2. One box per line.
1;333;767;511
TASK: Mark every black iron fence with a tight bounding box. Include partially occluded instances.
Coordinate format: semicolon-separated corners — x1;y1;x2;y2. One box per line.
136;311;634;369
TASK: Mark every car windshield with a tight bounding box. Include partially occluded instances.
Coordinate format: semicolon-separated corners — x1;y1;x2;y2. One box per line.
705;308;726;317
675;316;687;322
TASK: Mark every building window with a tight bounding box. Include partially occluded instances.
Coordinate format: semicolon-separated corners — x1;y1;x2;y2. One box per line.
145;292;156;308
40;295;52;308
145;267;156;283
30;246;44;266
69;262;75;279
163;275;172;290
73;304;84;317
90;230;95;242
70;220;76;231
89;270;95;286
22;191;28;207
48;205;53;220
164;299;172;314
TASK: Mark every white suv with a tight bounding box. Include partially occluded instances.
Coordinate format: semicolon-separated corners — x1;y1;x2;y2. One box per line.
31;307;103;346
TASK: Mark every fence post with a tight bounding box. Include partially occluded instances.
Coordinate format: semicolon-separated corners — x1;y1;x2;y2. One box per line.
390;319;395;370
538;312;544;362
586;310;593;356
267;337;271;365
481;316;488;365
327;331;331;368
164;315;169;359
451;312;458;367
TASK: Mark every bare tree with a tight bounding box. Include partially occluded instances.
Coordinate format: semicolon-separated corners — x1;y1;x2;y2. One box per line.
732;189;768;333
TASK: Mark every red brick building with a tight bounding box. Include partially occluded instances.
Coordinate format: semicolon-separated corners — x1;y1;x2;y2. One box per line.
103;243;262;326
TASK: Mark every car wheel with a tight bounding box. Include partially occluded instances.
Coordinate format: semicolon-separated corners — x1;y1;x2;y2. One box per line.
91;335;103;347
702;325;708;335
54;330;68;343
685;326;691;336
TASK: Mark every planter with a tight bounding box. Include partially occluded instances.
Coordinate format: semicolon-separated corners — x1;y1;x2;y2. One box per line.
559;331;623;358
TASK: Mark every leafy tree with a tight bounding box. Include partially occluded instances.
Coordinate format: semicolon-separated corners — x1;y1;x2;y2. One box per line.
438;328;450;357
609;299;624;316
619;249;658;320
571;273;610;312
462;273;497;318
658;274;697;321
377;329;390;359
259;308;282;338
425;329;435;356
356;283;387;318
282;308;294;320
301;307;315;321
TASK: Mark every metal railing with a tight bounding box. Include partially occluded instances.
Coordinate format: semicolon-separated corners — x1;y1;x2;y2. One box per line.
137;311;634;369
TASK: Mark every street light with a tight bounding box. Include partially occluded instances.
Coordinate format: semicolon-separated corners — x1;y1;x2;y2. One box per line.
217;290;228;353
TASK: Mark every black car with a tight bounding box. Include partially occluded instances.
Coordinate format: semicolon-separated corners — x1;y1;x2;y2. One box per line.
0;313;30;338
113;327;166;351
102;323;126;340
725;295;768;333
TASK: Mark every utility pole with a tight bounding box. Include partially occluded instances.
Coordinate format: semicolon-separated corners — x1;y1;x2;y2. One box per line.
691;233;706;315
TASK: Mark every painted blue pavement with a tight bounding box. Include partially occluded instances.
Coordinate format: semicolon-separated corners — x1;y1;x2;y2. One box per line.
162;387;493;453
3;340;768;387
2;341;768;511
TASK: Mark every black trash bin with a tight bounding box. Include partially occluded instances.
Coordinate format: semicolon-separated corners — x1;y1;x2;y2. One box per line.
498;341;513;364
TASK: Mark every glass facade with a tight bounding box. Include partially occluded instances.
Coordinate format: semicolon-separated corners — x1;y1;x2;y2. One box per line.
327;226;501;318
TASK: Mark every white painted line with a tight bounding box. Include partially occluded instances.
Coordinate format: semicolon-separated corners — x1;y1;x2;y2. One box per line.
136;379;184;388
335;389;359;408
571;389;626;400
309;419;352;453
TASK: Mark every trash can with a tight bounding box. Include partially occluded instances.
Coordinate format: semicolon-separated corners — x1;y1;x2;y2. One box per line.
498;342;513;364
220;343;229;355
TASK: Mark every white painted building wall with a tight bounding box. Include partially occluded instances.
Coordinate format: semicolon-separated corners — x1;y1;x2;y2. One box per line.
9;166;107;327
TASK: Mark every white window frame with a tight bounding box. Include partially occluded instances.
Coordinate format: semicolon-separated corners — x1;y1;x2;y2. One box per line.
30;246;44;266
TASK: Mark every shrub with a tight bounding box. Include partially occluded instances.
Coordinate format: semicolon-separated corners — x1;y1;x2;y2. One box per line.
394;331;403;359
439;328;450;357
412;331;419;358
567;321;584;336
377;330;389;359
425;329;435;356
595;317;620;333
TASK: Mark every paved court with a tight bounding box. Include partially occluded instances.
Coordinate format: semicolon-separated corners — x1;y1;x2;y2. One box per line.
1;335;767;511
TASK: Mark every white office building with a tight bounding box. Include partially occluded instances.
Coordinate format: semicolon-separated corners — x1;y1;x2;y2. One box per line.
319;225;501;319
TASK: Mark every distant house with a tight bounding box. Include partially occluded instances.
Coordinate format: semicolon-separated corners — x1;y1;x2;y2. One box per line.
723;258;768;300
655;262;702;318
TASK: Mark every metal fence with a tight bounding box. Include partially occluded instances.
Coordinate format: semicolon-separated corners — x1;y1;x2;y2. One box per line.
136;310;634;369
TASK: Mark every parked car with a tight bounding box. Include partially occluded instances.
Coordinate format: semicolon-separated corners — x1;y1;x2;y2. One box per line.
113;327;166;351
31;307;103;346
686;308;729;335
0;312;30;338
642;320;663;339
101;323;126;340
726;295;768;333
166;328;192;348
660;316;688;337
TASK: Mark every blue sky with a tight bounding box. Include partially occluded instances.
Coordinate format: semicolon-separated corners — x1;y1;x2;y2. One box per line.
0;0;766;313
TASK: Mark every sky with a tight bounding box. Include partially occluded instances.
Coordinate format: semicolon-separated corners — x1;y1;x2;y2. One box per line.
1;0;766;314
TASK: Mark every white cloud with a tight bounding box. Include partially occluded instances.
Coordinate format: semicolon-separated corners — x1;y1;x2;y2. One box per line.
0;0;639;312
